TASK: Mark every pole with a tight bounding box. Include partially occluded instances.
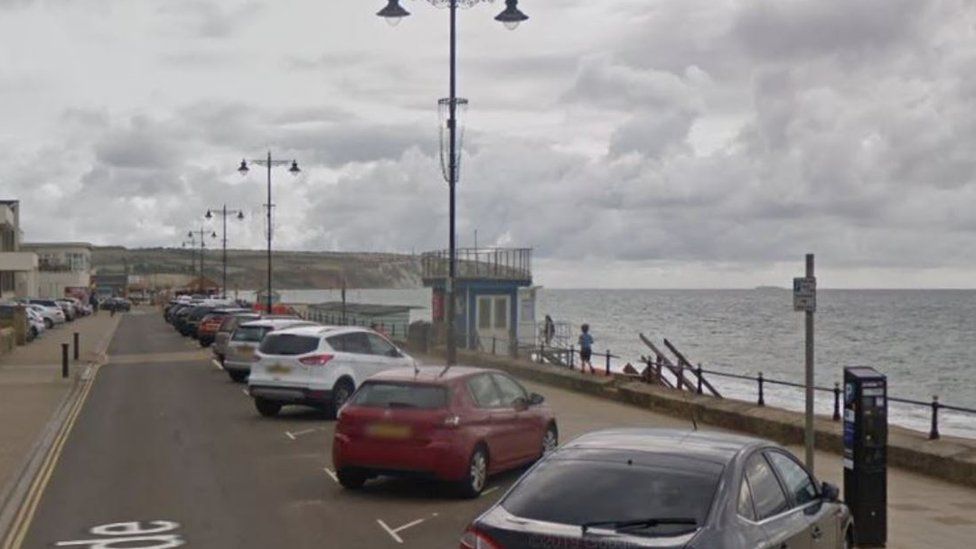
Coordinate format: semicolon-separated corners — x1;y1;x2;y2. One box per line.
222;204;228;299
266;151;273;314
805;253;815;470
73;332;79;361
446;0;458;366
61;343;69;378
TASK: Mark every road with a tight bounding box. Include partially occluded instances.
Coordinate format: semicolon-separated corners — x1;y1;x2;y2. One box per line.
16;310;976;548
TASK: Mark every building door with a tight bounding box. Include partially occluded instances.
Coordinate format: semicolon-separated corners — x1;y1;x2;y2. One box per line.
476;295;510;352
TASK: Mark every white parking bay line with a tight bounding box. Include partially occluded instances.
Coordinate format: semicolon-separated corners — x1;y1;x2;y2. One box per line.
212;359;224;371
323;468;338;483
480;486;500;497
285;428;319;440
377;520;403;544
285;432;296;440
241;388;249;397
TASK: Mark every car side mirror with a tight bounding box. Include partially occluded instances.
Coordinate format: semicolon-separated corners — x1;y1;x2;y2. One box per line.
529;393;545;406
387;348;402;358
821;481;840;503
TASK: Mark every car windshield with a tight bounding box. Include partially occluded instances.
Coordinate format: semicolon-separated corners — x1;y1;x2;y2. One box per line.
259;333;319;355
232;326;271;342
500;453;721;536
349;382;448;409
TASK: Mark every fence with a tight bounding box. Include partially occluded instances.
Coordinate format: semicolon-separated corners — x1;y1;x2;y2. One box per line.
306;312;408;343
421;247;532;282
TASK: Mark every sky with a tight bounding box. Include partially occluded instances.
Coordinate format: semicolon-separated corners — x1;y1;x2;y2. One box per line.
1;0;976;288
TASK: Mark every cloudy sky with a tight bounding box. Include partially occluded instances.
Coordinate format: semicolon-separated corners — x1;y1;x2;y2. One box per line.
1;0;975;288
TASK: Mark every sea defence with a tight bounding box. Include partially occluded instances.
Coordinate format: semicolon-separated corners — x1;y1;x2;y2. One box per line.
417;346;976;489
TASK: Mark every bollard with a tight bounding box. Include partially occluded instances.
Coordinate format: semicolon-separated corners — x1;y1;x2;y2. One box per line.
73;332;80;361
833;382;841;421
605;350;611;375
930;396;940;440
61;343;69;379
492;336;496;355
757;372;765;406
569;345;575;370
696;364;703;395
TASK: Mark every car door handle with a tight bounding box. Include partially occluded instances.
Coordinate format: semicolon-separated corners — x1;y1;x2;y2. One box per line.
811;526;823;540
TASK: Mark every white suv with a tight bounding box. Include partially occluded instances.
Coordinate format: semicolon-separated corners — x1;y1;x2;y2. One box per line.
248;325;415;418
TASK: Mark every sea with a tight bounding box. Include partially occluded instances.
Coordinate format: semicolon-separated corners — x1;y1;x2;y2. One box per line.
238;288;976;439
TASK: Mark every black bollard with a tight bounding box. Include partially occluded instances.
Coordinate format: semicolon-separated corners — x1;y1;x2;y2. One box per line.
61;343;69;379
73;332;80;361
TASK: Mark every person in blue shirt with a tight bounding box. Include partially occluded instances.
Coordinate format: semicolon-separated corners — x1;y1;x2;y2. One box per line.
578;323;594;373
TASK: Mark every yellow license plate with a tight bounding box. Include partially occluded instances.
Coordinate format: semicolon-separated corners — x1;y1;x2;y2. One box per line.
367;423;412;439
267;364;291;375
239;346;254;356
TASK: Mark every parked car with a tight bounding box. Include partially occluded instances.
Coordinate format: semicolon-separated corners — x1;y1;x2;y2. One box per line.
54;299;77;321
461;428;853;549
248;325;414;418
333;366;557;498
0;303;37;341
27;300;66;328
196;308;251;347
223;318;317;383
26;307;46;339
212;312;262;363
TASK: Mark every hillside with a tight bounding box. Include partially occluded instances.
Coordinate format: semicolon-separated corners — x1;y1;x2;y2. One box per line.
93;247;423;290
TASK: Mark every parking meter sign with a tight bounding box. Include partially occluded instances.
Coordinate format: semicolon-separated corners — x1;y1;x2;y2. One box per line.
793;277;816;312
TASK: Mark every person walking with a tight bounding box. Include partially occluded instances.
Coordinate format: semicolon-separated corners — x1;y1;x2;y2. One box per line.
578;323;595;374
89;292;99;316
543;315;555;348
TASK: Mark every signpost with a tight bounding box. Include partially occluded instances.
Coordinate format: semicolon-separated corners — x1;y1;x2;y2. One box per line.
794;254;816;470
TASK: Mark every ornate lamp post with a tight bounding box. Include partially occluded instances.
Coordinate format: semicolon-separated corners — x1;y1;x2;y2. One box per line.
377;0;529;365
205;206;245;299
238;153;301;313
185;228;216;293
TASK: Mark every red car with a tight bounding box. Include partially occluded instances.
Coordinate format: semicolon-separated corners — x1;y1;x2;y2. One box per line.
332;366;558;498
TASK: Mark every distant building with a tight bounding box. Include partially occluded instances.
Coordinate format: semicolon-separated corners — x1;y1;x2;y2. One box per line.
93;273;128;298
421;247;535;355
21;242;94;299
0;200;38;299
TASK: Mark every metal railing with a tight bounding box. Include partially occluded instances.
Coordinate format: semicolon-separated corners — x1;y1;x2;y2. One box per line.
421;247;532;282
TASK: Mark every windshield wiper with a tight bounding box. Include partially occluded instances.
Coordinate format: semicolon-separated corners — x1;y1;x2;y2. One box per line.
581;517;697;534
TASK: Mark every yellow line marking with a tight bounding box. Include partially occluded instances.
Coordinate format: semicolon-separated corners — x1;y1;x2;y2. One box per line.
3;365;100;549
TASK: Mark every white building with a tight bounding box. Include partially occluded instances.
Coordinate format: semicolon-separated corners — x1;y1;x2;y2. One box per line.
21;242;94;299
0;200;38;299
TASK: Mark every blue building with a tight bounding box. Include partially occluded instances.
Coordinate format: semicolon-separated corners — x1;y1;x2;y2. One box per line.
422;247;537;355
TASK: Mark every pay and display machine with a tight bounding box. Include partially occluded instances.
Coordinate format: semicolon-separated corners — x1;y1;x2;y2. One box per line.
843;367;888;547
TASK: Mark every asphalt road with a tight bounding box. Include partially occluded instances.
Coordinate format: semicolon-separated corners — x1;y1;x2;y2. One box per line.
19;311;526;549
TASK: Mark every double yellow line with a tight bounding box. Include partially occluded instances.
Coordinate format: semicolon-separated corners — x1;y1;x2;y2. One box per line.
1;365;101;549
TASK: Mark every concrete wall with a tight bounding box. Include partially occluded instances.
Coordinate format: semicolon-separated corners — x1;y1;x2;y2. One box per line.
426;346;976;489
36;270;91;299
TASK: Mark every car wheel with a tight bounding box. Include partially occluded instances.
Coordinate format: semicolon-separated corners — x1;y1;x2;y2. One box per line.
336;468;368;490
457;445;488;499
542;423;559;456
254;398;281;417
199;339;211;348
44;318;53;329
228;371;247;383
330;379;355;419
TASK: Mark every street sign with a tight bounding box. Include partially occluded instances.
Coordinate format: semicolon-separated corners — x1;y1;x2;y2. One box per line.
793;276;816;312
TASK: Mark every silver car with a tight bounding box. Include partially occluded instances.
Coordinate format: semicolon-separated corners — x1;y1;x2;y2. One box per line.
463;428;853;549
222;318;317;383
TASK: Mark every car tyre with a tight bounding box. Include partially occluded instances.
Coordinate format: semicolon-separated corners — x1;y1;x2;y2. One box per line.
228;371;247;383
199;339;211;348
330;379;355;419
254;398;281;417
336;468;368;490
541;423;558;457
44;318;53;329
457;445;488;499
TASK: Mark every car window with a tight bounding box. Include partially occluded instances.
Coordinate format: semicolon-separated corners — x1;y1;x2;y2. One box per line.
259;334;320;356
490;373;527;406
328;332;371;355
737;478;757;521
501;454;720;534
766;452;818;507
366;333;398;357
467;374;504;408
745;454;790;520
350;382;448;409
232;326;271;342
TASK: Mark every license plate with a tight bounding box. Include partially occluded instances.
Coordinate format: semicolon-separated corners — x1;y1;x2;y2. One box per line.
239;346;254;357
267;364;292;375
367;423;412;439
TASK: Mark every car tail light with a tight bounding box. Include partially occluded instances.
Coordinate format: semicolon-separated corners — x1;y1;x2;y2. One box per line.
299;354;335;366
459;527;503;549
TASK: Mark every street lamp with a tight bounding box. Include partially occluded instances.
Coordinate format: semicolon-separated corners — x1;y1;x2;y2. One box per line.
377;0;529;366
187;228;216;294
238;152;301;313
206;206;245;299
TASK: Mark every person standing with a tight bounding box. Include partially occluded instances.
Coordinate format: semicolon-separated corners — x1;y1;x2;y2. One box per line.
89;292;99;316
578;323;594;374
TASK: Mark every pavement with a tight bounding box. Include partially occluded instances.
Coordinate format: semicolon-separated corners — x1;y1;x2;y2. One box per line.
0;312;119;506
2;310;975;548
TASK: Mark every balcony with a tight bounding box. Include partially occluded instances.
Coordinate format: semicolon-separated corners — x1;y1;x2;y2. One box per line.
421;248;532;284
0;252;38;272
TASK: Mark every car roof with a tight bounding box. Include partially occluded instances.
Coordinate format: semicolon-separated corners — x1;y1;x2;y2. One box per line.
562;428;770;466
367;365;493;384
239;319;318;329
267;324;340;336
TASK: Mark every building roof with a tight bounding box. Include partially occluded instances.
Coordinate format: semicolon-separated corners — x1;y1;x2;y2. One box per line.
21;242;94;250
308;302;416;316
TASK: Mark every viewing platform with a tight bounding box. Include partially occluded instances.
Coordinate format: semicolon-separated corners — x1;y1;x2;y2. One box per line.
420;247;532;285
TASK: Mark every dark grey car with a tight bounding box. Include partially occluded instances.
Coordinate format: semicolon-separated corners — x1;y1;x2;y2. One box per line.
462;428;853;549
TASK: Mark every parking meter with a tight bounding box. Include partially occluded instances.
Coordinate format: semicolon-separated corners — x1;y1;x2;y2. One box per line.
843;367;887;547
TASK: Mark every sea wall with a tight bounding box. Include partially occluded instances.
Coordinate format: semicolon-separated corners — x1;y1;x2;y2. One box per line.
420;346;976;489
